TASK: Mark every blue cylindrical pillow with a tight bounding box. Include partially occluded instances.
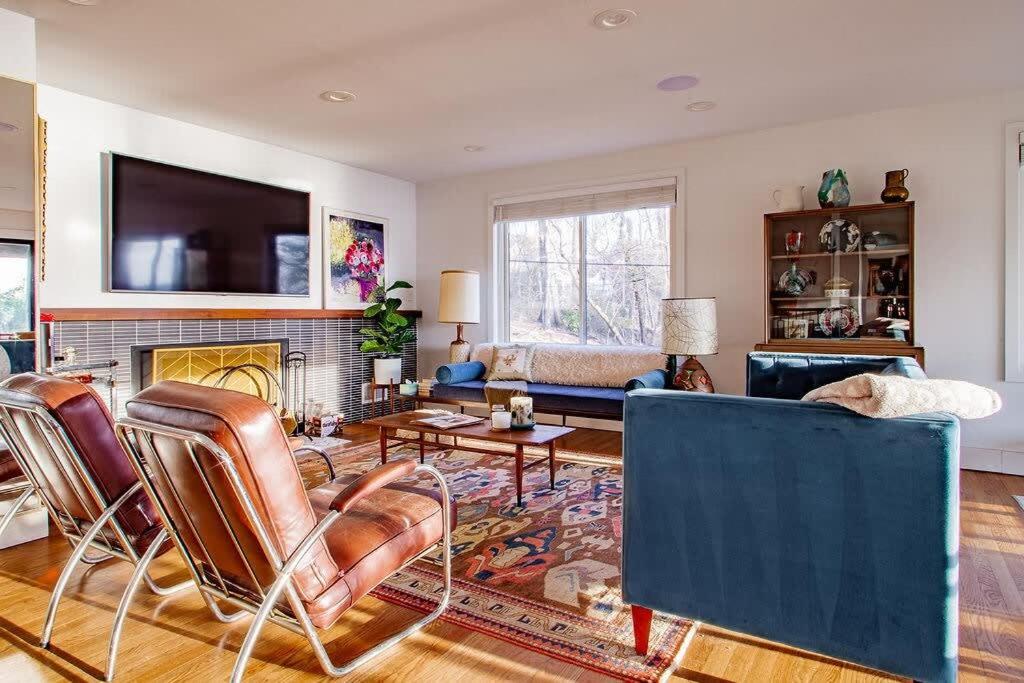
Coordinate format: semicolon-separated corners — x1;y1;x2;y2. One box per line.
436;361;487;385
625;369;668;392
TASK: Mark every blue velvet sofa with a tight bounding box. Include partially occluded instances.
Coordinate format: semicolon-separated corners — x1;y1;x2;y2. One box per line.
622;352;959;683
432;357;668;420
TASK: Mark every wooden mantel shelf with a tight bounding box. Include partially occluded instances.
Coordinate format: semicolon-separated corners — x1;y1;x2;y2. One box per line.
41;308;423;321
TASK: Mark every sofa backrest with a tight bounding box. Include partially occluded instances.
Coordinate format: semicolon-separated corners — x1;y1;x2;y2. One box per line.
470;342;663;388
747;352;925;400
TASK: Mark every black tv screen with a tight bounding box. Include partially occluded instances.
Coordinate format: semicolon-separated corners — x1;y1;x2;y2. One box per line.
109;154;310;295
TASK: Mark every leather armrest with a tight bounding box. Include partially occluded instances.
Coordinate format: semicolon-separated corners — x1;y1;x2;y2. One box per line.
329;460;417;514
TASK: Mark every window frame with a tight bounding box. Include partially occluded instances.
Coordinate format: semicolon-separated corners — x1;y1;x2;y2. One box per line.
0;238;35;333
1006;123;1024;381
490;171;684;345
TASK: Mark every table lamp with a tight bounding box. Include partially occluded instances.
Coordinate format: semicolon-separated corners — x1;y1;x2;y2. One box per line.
439;269;480;363
661;297;718;393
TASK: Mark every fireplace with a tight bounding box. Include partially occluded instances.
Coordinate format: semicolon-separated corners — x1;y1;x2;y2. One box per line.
48;313;417;422
131;338;289;405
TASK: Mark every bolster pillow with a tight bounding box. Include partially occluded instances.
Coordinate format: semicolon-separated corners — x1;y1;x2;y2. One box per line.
436;361;486;385
625;369;668;392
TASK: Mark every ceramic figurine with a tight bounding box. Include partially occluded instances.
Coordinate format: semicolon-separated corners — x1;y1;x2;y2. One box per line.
880;169;910;203
817;168;851;208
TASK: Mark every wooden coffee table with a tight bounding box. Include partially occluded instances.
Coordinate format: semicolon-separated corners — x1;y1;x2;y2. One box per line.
363;411;575;506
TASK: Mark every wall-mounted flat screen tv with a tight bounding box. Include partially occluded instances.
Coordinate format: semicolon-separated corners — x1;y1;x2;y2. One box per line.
109;154;310;295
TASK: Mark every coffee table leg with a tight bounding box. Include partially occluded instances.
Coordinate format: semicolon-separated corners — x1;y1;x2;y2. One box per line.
419;431;425;464
549;442;556;489
515;444;524;507
379;426;388;464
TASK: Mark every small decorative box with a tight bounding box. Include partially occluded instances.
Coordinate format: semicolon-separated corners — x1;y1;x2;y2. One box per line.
823;276;853;298
307;413;343;438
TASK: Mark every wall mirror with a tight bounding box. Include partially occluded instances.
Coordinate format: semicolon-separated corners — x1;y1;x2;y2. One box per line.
0;74;39;375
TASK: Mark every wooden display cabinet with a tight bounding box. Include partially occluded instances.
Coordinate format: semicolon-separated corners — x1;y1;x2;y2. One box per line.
754;202;925;366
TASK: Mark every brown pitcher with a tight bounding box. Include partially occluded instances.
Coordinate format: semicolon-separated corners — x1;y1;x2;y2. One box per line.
880;168;910;203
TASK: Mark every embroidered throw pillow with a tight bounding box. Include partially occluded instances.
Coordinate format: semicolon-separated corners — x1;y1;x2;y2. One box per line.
487;345;534;381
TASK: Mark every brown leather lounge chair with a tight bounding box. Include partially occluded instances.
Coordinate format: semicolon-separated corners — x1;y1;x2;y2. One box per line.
0;373;190;680
115;381;455;682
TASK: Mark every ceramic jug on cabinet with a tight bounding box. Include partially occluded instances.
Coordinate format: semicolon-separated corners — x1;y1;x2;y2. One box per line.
880;169;910;203
771;185;805;212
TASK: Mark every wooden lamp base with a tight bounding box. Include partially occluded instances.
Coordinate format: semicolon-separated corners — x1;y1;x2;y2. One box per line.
671;355;715;393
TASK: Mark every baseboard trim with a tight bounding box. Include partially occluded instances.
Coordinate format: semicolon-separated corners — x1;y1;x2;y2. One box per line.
962;446;1024;475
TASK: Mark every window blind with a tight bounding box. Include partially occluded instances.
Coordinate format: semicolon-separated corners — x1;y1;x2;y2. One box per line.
494;180;676;223
0;242;29;259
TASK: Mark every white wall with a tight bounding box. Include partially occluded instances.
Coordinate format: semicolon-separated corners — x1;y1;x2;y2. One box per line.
0;8;35;83
37;86;417;310
417;88;1024;468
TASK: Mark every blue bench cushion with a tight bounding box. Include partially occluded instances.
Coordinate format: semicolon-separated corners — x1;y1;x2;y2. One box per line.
431;381;626;417
431;379;487;403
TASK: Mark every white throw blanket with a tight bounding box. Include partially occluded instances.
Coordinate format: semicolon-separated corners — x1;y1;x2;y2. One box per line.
802;373;1001;419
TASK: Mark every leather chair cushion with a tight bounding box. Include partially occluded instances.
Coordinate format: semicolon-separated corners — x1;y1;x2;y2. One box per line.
0;444;22;484
0;373;163;554
304;476;449;629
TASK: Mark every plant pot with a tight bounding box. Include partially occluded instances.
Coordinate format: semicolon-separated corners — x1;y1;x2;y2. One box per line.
373;357;402;386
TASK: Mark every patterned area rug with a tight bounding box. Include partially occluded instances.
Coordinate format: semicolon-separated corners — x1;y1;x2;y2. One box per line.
300;439;691;682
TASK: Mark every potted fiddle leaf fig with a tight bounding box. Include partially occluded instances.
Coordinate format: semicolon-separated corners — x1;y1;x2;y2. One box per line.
359;280;415;386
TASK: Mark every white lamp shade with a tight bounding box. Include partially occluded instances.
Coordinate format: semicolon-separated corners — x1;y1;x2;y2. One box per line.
661;298;719;356
439;270;480;324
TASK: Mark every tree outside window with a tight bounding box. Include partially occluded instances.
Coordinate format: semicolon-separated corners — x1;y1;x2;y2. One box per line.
505;206;670;345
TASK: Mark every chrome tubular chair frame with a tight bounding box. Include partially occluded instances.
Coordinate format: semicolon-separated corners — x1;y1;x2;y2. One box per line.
0;395;190;681
291;442;337;480
114;417;453;682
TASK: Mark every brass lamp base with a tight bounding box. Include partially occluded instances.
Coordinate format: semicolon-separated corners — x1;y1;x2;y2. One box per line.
671;355;715;393
448;323;471;363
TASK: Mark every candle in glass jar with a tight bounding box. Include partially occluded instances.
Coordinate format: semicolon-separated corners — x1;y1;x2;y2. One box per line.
491;410;512;430
510;396;535;429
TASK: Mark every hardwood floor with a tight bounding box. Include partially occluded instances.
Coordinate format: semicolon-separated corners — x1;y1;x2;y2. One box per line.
0;425;1019;682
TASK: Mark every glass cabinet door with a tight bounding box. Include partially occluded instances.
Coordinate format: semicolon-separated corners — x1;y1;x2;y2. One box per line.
766;203;912;345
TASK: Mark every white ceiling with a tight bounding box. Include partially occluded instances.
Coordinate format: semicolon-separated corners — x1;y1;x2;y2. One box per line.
2;0;1024;182
0;75;35;212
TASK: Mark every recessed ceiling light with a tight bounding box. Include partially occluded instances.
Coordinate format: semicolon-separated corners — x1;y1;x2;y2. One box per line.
593;9;637;30
65;0;100;5
0;122;17;133
319;90;356;103
463;145;485;152
686;101;716;112
657;75;700;92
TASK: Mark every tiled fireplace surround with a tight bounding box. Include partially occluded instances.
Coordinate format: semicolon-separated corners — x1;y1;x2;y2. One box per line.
50;316;418;422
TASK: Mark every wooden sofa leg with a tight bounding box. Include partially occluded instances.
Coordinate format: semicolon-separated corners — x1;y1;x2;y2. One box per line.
631;605;653;655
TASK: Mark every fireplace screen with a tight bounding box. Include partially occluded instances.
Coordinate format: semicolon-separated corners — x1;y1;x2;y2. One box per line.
132;339;288;406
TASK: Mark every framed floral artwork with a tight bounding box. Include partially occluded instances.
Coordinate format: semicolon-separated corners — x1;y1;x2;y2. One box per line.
322;208;388;309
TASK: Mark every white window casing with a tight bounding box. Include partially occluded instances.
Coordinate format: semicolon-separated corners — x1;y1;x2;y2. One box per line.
1005;123;1024;381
